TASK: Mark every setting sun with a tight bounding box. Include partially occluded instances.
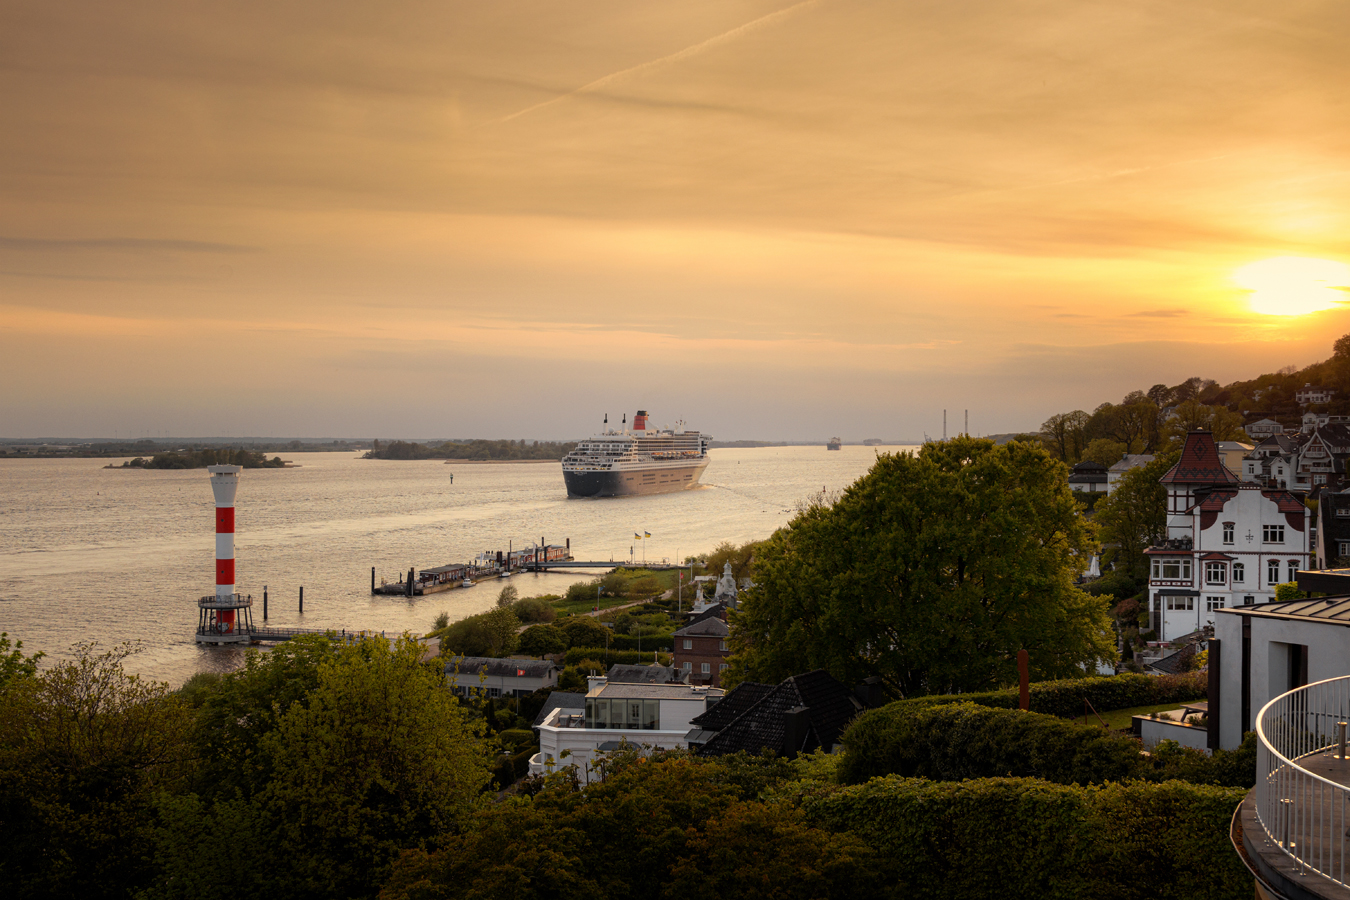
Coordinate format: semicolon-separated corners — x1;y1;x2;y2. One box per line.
1234;256;1350;316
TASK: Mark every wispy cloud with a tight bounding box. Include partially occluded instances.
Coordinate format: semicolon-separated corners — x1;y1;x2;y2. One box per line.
497;0;824;124
0;237;257;254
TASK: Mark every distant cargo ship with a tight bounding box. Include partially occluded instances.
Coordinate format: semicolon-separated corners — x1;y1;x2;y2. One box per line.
863;438;883;446
562;411;711;497
827;437;842;450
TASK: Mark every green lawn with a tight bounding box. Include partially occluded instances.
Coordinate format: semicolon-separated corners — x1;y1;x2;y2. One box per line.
1077;701;1200;731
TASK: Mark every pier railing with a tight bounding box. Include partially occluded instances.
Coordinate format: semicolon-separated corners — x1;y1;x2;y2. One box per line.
1255;674;1350;887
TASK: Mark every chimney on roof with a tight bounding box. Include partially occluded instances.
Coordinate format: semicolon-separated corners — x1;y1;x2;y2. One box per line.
854;676;885;709
781;706;811;758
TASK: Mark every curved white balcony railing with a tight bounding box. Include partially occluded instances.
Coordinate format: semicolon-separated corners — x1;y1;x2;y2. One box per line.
1256;675;1350;887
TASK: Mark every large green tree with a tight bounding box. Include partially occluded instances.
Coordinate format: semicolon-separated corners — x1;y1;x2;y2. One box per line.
727;437;1115;697
145;635;491;900
0;642;194;900
1094;451;1180;581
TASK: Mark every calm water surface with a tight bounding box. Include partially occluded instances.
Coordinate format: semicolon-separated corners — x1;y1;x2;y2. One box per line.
0;446;914;684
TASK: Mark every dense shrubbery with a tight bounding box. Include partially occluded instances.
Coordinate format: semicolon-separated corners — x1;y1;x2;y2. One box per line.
438;606;520;657
799;775;1250;900
838;702;1255;788
518;623;568;656
881;671;1207;719
0;632;1254;900
562;647;672;667
0;635;491;900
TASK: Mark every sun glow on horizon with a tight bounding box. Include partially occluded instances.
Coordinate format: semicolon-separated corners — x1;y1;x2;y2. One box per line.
1234;256;1350;316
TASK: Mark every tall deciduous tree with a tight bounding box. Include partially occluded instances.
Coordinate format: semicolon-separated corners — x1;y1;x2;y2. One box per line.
0;642;194;900
727;437;1115;697
1094;451;1180;581
256;636;490;898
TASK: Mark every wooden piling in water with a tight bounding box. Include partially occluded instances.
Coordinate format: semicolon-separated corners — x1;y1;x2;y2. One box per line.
299;586;304;613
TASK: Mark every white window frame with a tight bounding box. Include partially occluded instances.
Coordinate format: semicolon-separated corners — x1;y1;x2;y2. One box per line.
1223;523;1234;544
1205;562;1226;585
1264;524;1285;543
1288;560;1299;582
1154;558;1192;580
1233;563;1245;583
701;662;710;674
1206;596;1223;612
1166;596;1195;611
682;639;692;650
1268;559;1281;584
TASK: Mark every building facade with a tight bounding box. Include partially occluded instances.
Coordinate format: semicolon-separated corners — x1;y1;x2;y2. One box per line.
1147;431;1311;641
672;616;730;686
530;678;722;783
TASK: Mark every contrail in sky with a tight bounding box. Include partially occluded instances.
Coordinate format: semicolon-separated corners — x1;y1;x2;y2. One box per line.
498;0;824;124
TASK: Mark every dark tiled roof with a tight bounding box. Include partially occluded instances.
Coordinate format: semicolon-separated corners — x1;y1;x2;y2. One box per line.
1160;431;1240;485
606;664;687;684
1146;646;1194;675
531;691;586;727
696;670;862;757
444;656;557;678
674;617;729;638
685;603;728;626
689;681;775;731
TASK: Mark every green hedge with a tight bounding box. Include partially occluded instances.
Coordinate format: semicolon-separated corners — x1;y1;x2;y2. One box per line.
893;672;1207;719
838;701;1255;788
563;648;672;667
605;632;673;652
799;776;1250;900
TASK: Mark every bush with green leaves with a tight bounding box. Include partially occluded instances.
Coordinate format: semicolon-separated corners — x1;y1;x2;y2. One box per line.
879;671;1206;720
797;775;1251;900
518;623;568;657
440;607;520;657
838;701;1254;789
512;595;557;624
559;615;610;649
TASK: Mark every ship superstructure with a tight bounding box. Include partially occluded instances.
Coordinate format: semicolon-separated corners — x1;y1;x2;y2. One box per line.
562;410;711;497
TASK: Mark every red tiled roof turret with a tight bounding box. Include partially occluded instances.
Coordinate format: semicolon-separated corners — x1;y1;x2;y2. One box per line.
1159;431;1240;485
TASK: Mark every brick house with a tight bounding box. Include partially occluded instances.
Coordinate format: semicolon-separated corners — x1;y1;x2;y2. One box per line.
672;616;730;687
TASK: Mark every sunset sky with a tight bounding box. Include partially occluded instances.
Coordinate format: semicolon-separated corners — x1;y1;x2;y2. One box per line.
5;0;1350;441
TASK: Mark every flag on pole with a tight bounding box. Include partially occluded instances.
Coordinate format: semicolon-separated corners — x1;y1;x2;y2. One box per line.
644;531;651;538
634;532;641;539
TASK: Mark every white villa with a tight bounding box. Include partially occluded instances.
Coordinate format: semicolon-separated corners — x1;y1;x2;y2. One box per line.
1146;431;1311;641
530;676;723;784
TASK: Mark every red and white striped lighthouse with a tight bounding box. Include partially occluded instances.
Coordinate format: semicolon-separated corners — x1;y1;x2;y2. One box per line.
197;464;253;643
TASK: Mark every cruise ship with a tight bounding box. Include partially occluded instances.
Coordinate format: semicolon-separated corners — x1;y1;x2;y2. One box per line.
562;411;711;497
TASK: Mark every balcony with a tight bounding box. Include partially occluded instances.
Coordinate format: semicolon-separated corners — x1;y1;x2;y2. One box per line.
1236;675;1350;899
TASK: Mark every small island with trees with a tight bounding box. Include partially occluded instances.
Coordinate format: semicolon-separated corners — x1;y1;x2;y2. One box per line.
106;448;289;469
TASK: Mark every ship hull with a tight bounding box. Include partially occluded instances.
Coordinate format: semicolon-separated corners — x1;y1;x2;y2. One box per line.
564;461;708;498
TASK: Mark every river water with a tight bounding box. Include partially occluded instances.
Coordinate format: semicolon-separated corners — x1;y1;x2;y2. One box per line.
0;445;913;685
